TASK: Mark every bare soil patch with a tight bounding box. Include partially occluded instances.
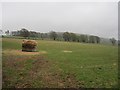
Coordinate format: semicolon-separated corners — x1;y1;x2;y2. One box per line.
2;50;47;56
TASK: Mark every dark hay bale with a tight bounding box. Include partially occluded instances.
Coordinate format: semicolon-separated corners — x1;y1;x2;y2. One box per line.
22;40;37;52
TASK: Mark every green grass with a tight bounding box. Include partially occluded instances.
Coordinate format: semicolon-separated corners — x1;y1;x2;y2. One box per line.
2;38;118;88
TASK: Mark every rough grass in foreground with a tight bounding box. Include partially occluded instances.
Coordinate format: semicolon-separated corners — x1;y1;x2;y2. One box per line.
2;38;118;88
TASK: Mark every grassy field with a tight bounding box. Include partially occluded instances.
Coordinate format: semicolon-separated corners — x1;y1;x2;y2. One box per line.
2;38;118;88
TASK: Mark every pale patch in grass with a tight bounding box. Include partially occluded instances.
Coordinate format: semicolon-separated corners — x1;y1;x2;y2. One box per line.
2;50;47;55
62;50;72;53
39;51;47;54
113;63;117;66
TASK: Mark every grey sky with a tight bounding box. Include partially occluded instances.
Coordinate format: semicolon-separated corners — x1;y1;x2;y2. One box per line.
2;2;118;39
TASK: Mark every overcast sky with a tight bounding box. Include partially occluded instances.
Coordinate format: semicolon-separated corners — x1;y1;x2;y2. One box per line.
2;2;118;39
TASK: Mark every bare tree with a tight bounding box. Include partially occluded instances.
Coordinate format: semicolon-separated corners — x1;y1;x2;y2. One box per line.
110;38;116;45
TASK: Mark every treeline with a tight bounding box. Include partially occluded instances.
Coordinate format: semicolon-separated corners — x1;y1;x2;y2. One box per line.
10;28;100;44
5;28;117;45
62;32;100;43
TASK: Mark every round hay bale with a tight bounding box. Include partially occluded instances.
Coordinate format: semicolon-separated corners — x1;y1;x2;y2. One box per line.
22;39;37;52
